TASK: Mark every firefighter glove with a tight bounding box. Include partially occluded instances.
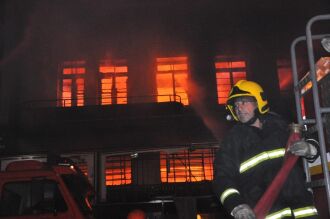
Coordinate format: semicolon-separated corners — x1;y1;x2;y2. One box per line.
231;204;256;219
288;140;317;158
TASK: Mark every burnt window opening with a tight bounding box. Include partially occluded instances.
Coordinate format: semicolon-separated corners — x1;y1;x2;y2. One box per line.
160;148;215;183
99;60;128;105
105;155;132;186
215;58;247;104
59;60;86;107
156;56;189;105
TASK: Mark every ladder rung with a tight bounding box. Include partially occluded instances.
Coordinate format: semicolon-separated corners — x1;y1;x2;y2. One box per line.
302;119;316;125
321;107;330;113
303;117;328;134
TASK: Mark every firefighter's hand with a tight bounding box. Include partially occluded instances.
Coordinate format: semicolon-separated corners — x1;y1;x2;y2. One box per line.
288;140;317;158
231;204;256;219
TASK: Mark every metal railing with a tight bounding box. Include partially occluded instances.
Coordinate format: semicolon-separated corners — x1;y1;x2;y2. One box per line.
290;14;330;214
21;94;184;109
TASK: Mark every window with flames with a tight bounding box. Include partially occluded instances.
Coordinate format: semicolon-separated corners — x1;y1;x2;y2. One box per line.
215;58;247;104
160;148;215;183
99;60;128;105
105;155;132;186
156;56;189;105
60;60;86;107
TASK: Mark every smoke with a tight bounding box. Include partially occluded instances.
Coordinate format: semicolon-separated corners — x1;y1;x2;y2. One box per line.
188;78;224;141
0;15;33;69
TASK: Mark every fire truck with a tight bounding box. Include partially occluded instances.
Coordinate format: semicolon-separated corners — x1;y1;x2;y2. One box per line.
0;157;95;219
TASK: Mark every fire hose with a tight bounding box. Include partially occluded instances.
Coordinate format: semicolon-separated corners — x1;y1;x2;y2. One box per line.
253;124;302;219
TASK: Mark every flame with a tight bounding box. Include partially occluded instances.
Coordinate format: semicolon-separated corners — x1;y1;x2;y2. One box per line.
160;149;214;183
216;72;230;104
156;56;189;105
62;79;72;106
63;67;85;75
60;61;86;107
277;59;292;91
105;155;132;186
278;73;292;91
99;61;128;105
76;78;84;106
215;61;246;69
215;60;247;104
99;66;128;74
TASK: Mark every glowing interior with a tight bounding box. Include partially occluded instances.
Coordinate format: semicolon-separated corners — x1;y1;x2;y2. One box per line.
105;155;132;186
215;60;246;104
160;149;215;183
61;61;86;107
99;61;128;105
156;56;189;105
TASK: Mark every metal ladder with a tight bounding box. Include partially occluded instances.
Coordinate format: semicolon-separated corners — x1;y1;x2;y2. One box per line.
290;14;330;215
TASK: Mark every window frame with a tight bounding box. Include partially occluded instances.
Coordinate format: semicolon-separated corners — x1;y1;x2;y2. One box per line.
214;56;248;104
58;60;86;107
160;148;216;183
98;59;128;105
105;154;132;186
156;56;189;105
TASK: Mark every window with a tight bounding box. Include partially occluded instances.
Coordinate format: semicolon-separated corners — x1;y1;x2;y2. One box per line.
156;56;189;105
160;148;215;183
277;59;293;93
59;60;86;107
0;180;67;216
215;58;247;104
105;155;131;186
61;174;94;215
99;60;128;105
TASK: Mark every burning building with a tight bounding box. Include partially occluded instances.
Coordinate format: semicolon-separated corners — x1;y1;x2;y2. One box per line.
0;0;329;218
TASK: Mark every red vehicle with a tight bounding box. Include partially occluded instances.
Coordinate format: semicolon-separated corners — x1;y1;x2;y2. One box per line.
0;158;95;219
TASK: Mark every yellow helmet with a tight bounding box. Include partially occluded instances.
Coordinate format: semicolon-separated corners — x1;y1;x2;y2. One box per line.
226;80;269;121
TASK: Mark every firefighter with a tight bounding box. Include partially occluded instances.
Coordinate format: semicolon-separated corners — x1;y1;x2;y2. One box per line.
213;80;319;219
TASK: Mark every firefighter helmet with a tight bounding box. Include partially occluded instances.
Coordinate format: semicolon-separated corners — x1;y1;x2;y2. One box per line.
226;80;269;121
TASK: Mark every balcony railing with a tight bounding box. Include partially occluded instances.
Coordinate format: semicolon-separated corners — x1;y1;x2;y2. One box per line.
21;95;183;109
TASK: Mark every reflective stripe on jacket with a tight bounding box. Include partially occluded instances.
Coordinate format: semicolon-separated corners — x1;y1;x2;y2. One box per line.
213;113;318;218
265;206;318;219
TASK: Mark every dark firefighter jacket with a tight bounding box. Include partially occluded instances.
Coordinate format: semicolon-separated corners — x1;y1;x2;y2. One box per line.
213;113;318;218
